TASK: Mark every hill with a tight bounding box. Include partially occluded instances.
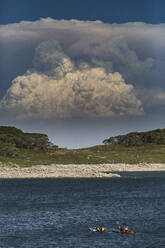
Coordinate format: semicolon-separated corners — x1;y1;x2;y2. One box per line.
103;128;165;146
0;126;58;157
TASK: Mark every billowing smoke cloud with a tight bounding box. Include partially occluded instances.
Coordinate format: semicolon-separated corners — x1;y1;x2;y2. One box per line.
0;18;165;120
0;40;143;119
1;18;165;87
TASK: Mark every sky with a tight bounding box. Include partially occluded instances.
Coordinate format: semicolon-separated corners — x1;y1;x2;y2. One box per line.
0;0;165;148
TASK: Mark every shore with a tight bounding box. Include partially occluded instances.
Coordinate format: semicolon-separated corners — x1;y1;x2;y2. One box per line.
0;163;165;178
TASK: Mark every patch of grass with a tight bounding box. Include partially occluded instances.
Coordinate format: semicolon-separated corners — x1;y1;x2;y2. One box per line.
1;144;165;166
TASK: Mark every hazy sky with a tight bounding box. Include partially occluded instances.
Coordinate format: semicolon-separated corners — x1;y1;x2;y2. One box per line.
0;0;165;148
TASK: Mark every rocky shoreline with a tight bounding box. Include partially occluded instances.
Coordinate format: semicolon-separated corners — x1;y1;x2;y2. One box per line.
0;163;165;178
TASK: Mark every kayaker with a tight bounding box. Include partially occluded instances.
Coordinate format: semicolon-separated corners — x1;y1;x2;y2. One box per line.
96;226;100;231
118;225;124;232
93;226;99;231
93;226;100;231
124;226;130;232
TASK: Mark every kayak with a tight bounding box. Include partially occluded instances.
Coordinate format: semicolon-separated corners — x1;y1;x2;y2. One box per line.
98;229;107;232
121;230;134;234
112;228;134;234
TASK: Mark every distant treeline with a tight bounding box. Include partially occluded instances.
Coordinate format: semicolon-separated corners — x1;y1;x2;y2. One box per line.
103;128;165;146
0;126;58;157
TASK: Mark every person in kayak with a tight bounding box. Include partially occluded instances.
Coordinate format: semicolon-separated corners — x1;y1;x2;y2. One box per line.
100;227;105;232
119;225;131;233
93;226;100;231
120;227;125;232
118;225;130;232
124;226;130;233
118;225;124;232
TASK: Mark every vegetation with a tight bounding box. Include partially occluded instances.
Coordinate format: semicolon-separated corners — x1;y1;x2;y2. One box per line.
1;126;165;166
103;128;165;146
0;126;58;158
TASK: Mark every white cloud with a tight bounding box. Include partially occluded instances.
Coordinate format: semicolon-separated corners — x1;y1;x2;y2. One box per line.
1;18;165;119
0;50;144;119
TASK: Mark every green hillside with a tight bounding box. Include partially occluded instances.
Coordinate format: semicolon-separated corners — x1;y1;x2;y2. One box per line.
103;129;165;146
0;126;58;157
0;126;165;166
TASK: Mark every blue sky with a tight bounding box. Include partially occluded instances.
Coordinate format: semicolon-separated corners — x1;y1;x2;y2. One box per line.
1;0;165;24
0;0;165;148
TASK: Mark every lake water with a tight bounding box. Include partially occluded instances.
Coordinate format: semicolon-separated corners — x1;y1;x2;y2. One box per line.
0;172;164;247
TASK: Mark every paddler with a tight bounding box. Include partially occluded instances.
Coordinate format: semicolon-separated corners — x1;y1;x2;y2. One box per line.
99;227;105;232
118;225;124;232
124;226;130;232
93;226;100;231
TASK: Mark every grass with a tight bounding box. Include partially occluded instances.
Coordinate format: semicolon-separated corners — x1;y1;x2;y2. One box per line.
1;144;165;166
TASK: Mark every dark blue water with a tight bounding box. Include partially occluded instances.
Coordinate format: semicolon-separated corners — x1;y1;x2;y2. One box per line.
0;172;165;247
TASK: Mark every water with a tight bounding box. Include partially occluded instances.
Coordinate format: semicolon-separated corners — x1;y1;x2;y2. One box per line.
0;172;165;247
